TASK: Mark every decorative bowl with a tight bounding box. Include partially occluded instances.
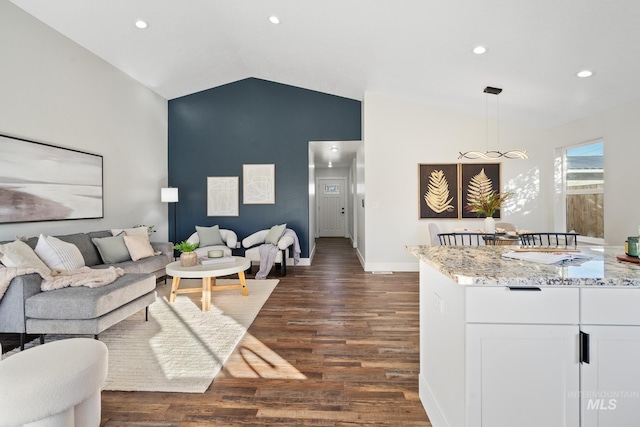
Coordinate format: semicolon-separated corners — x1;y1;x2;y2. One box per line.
208;250;224;258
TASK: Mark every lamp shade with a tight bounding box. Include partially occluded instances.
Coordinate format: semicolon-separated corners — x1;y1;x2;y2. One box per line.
161;187;179;203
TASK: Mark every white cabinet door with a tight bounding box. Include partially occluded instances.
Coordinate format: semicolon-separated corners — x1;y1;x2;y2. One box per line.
467;324;580;427
581;325;640;427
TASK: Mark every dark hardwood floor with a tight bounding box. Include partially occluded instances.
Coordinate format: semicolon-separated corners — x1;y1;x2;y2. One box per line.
15;238;429;426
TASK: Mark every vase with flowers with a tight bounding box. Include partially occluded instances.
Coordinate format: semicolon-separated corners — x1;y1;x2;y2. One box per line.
466;190;512;233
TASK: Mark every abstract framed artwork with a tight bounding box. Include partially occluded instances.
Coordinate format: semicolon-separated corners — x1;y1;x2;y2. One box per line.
207;176;239;216
243;164;275;204
460;163;502;218
0;134;103;224
419;163;459;219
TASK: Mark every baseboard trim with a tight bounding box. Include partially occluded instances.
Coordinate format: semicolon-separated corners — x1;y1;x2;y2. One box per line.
356;248;365;269
420;374;447;427
309;242;316;263
363;261;419;272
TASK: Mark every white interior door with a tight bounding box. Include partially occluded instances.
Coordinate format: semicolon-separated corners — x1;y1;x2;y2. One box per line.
318;178;346;237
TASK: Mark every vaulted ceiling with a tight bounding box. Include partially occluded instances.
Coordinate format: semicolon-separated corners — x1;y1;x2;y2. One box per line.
11;0;640;129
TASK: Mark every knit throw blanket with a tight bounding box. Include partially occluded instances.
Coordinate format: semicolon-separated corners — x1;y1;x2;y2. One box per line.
41;266;124;291
254;229;302;280
0;267;46;301
0;266;123;301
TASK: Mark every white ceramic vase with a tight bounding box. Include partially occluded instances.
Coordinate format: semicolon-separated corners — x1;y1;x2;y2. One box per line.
484;216;496;233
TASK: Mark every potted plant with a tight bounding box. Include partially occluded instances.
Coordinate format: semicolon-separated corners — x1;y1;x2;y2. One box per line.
173;241;199;267
466;190;512;233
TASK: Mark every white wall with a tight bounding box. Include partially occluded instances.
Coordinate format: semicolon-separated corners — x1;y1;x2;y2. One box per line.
316;167;349;181
363;92;549;272
350;157;358;247
356;141;366;263
547;100;640;246
0;2;168;242
308;150;316;258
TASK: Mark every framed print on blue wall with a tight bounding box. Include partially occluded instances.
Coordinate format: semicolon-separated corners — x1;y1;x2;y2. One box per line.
207;176;239;216
243;164;275;204
0;134;103;224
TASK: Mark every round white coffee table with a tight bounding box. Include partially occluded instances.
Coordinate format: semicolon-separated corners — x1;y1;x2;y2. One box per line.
165;256;251;312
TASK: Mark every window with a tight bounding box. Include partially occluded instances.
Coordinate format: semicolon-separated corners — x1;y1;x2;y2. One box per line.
563;141;604;242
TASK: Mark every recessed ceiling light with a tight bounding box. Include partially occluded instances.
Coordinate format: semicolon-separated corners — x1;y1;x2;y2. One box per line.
473;46;487;55
330;146;338;152
577;70;593;78
269;16;280;24
135;20;148;29
328;162;333;168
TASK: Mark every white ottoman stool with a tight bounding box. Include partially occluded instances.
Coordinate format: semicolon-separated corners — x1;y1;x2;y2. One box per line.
0;338;108;427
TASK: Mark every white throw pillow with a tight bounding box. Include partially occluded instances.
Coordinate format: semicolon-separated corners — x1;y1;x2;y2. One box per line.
34;234;85;271
0;240;51;274
123;235;156;261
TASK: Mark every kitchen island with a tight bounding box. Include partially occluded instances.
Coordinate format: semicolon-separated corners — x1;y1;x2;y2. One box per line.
406;245;640;427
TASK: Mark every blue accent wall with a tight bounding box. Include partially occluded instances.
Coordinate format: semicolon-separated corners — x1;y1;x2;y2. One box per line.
167;78;362;257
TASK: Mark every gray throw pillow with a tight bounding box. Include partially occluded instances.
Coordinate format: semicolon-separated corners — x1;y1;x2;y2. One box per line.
265;224;286;245
92;232;132;264
196;225;224;247
56;233;98;266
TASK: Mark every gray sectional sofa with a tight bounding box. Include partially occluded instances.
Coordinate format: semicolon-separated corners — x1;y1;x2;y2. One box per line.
0;230;172;350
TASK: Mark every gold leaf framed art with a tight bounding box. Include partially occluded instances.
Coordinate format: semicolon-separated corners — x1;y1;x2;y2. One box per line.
460;163;501;219
419;163;459;219
418;162;502;219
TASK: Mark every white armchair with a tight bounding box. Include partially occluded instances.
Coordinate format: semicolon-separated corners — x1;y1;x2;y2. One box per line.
0;338;108;426
242;229;294;277
186;228;238;258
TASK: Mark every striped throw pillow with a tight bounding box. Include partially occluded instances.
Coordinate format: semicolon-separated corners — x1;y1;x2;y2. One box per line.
35;234;85;271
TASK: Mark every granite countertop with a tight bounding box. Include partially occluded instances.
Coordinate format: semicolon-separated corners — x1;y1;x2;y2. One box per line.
406;245;640;287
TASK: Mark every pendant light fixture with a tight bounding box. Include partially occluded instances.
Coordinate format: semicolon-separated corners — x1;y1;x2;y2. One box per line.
458;87;528;160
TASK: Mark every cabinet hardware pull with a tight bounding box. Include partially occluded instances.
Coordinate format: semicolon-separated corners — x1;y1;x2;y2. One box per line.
580;331;590;364
506;286;541;291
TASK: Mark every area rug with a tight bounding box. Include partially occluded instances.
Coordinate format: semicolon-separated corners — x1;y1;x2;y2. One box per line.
7;278;278;393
